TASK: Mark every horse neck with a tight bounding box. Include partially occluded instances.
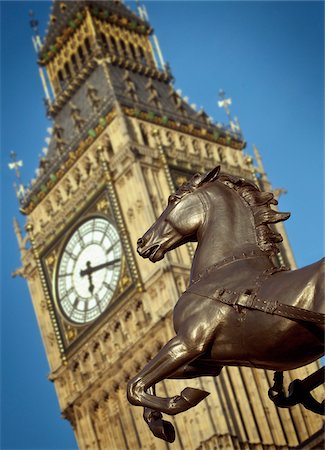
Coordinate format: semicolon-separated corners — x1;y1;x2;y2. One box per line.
190;182;268;280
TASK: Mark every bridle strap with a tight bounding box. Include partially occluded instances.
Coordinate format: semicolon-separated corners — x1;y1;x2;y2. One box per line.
190;251;270;286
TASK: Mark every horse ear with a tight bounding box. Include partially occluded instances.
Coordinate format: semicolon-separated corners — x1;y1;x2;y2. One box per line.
199;166;220;186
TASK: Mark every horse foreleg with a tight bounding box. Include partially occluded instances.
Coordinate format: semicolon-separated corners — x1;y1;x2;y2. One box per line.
169;358;223;379
143;386;176;443
127;335;210;415
142;360;222;442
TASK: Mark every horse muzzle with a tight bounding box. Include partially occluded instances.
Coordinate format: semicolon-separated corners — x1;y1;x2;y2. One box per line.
137;237;164;262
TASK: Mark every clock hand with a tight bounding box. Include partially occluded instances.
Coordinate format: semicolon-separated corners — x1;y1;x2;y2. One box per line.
88;278;95;294
82;261;95;293
80;258;121;277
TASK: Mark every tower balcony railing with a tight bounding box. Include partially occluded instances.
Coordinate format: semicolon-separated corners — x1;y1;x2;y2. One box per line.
117;93;243;142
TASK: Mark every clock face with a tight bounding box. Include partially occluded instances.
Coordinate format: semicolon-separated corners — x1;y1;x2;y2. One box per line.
56;217;122;324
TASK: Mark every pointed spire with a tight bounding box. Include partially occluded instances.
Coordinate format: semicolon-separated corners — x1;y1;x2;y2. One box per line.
136;1;165;70
29;10;54;103
253;144;265;174
13;217;25;252
39;67;51;102
12;217;30;277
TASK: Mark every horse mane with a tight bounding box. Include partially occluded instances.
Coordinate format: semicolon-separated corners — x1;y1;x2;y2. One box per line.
217;173;290;255
173;170;290;255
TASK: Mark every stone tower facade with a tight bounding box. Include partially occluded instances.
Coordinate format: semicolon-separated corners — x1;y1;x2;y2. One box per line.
16;2;323;449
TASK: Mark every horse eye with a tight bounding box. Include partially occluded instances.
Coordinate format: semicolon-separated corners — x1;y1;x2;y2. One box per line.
168;195;176;204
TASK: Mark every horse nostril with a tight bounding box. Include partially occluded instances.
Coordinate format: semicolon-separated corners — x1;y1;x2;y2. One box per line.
137;238;144;247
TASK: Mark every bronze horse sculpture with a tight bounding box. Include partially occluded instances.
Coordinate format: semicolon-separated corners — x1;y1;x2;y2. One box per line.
127;166;324;442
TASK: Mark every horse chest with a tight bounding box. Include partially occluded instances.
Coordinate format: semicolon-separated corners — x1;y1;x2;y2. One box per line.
173;290;248;352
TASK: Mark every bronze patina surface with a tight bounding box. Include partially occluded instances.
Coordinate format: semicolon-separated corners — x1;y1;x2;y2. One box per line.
127;166;324;442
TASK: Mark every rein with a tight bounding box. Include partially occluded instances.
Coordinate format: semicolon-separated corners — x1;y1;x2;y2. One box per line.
188;256;325;325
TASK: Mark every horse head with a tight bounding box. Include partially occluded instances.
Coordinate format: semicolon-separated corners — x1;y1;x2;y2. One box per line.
137;166;220;262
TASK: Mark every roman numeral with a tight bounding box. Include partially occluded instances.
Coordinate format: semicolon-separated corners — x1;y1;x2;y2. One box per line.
92;220;96;240
103;281;113;292
100;229;108;245
72;298;79;310
77;230;86;249
94;294;103;312
65;250;77;261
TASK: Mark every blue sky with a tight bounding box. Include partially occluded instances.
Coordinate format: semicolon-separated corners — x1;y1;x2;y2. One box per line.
1;1;324;449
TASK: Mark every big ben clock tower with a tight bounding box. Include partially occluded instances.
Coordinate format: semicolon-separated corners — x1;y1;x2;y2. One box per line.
16;1;323;449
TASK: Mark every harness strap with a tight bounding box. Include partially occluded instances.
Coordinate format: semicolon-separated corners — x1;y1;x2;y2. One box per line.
189;263;324;324
213;289;325;324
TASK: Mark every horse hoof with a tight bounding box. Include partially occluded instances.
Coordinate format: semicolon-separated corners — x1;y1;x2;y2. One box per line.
155;420;176;443
144;410;175;443
181;387;210;406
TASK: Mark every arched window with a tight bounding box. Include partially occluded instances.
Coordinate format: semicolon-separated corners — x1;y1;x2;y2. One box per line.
64;61;72;80
179;135;187;150
58;69;64;88
140;124;149;146
205;143;213;158
192;140;200;154
100;32;109;52
110;36;118;54
165;131;176;157
217;147;225;162
139;46;146;65
166;131;173;146
129;42;137;60
78;45;85;64
84;37;91;55
120;39;127;58
71;54;78;73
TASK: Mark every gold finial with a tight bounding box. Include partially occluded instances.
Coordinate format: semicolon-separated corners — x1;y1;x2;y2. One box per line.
151;128;163;149
8;151;25;202
25;222;34;233
244;155;253;165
